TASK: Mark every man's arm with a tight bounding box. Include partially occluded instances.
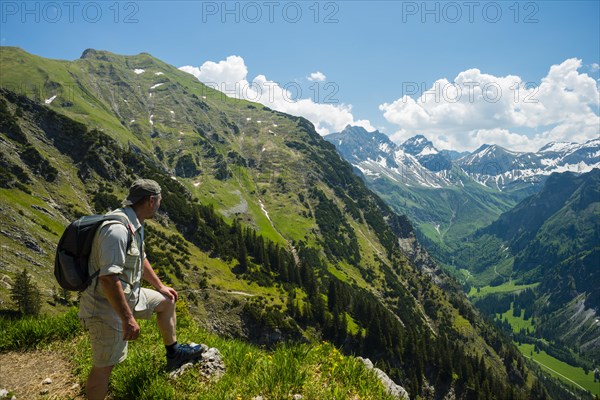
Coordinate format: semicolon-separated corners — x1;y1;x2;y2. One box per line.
99;274;140;341
142;258;178;301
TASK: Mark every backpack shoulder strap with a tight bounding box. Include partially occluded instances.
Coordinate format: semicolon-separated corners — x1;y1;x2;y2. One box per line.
89;215;135;287
102;214;135;251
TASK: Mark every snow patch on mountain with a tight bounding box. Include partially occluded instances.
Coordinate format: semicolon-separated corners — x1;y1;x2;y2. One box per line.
539;141;579;153
419;146;438;156
379;142;391;153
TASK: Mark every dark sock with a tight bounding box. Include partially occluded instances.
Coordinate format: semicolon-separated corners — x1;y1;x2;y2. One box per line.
166;342;179;356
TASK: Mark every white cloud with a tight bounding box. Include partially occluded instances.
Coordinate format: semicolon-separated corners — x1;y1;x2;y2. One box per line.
380;58;600;152
180;57;373;135
590;63;600;72
180;55;248;85
308;71;326;82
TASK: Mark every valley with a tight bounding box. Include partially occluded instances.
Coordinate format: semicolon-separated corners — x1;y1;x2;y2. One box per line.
326;125;600;398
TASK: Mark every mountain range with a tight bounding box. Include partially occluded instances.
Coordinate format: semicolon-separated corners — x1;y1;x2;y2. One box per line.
325;125;599;278
327;125;599;190
325;125;600;394
0;46;567;399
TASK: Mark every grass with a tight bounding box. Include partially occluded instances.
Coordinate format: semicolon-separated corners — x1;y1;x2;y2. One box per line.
468;281;539;299
0;188;65;235
0;307;82;351
2;305;400;400
518;343;599;396
496;305;534;334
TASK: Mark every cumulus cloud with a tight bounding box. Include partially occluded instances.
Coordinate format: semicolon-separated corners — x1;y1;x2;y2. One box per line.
180;57;373;135
379;58;600;152
308;71;326;82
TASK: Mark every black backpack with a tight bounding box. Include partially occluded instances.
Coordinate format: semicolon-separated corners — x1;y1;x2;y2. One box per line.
54;214;133;291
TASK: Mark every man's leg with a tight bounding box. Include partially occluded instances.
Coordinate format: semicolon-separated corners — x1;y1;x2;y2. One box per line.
86;365;114;400
136;288;202;371
154;297;177;345
83;319;126;399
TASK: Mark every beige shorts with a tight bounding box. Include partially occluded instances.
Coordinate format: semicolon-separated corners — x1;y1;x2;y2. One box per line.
83;288;167;367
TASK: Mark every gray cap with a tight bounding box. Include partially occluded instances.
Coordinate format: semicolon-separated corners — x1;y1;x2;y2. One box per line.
122;179;161;206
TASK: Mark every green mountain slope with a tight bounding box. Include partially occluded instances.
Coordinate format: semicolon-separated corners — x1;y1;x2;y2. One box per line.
0;46;557;399
467;169;600;395
369;169;520;283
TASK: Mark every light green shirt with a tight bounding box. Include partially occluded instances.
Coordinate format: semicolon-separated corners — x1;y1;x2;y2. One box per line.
78;207;146;328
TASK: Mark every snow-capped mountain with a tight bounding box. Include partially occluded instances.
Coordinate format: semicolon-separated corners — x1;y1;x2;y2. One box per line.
325;125;600;193
457;138;600;191
400;135;452;172
325;126;453;188
326;125;398;168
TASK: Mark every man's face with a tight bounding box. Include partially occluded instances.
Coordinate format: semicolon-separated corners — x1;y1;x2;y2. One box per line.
148;194;161;218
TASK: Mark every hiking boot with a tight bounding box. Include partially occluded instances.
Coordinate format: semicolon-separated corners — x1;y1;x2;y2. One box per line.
166;343;204;371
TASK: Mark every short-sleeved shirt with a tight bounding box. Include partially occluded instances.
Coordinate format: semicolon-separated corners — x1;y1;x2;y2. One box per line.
78;206;146;329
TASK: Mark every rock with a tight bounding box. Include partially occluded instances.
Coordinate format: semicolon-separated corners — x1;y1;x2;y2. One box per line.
252;396;263;400
197;346;226;379
357;357;410;400
1;229;44;254
23;235;43;254
0;389;16;400
0;274;13;290
421;379;435;398
70;383;80;391
292;395;303;400
168;345;225;381
169;361;196;378
40;388;49;395
31;205;55;216
443;385;456;400
42;378;52;384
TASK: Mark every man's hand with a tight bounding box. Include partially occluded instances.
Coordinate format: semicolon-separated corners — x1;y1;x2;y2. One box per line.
157;285;178;302
122;316;140;341
143;259;179;302
99;274;140;341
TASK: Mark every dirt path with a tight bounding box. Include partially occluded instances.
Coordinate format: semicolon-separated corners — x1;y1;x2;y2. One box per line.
0;350;84;399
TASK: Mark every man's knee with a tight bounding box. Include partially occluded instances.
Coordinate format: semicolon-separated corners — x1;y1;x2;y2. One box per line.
154;296;175;314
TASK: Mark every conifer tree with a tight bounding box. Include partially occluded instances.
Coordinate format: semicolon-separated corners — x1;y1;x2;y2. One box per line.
11;268;42;316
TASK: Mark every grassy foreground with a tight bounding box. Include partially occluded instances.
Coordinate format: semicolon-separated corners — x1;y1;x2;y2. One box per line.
0;305;398;400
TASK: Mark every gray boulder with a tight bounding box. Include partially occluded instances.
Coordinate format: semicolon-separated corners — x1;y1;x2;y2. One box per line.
357;357;410;400
169;345;225;380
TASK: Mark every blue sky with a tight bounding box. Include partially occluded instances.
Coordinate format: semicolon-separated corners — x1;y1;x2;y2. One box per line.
1;1;599;151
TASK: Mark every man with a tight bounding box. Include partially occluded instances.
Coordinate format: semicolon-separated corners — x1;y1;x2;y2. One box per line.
79;179;203;400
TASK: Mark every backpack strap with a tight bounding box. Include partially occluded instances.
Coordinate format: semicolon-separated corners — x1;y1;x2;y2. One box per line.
90;216;135;288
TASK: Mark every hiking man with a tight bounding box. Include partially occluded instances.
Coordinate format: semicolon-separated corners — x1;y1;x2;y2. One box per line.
78;179;202;400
